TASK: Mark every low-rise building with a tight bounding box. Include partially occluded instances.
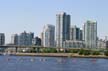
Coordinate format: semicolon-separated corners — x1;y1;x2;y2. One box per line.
63;40;84;48
11;31;34;46
97;39;106;48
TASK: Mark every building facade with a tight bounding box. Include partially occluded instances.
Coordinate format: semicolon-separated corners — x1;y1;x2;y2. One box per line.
83;20;97;48
18;31;34;46
63;25;83;48
11;31;34;46
43;24;55;47
11;34;19;45
40;32;44;47
63;40;84;48
106;41;108;48
32;37;41;46
0;33;5;45
97;39;106;48
70;25;82;41
56;12;70;47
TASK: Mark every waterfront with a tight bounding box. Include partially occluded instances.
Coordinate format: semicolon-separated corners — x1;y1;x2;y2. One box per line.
0;56;108;71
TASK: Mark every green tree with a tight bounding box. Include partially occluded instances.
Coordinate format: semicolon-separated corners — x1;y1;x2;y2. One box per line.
49;48;57;53
79;49;84;55
92;51;100;55
104;50;108;56
83;50;91;55
72;49;79;53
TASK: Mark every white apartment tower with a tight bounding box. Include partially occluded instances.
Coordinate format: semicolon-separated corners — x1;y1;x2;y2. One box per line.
43;24;55;47
56;12;70;47
83;20;97;48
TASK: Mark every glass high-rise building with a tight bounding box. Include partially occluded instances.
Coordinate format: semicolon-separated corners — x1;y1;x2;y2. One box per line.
43;24;55;47
0;33;5;45
70;25;82;41
83;20;97;48
56;12;70;47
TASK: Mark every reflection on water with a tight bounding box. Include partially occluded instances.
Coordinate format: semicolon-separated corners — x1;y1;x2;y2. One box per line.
0;56;108;71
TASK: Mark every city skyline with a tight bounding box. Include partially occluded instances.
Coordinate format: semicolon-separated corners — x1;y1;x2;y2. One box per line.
0;0;108;43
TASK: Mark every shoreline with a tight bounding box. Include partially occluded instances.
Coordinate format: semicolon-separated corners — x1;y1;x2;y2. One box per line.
12;53;108;59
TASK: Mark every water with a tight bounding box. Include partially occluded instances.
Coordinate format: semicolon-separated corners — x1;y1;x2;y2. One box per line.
0;56;108;71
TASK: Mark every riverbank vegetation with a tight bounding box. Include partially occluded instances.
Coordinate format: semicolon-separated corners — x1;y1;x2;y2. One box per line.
18;47;108;56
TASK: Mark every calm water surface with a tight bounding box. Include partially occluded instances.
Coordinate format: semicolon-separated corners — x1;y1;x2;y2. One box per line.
0;56;108;71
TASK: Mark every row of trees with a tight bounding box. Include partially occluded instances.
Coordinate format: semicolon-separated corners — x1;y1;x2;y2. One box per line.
19;47;108;56
67;48;108;56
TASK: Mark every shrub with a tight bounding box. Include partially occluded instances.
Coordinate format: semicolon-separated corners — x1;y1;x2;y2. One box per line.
83;50;91;55
40;48;57;53
49;48;57;53
68;49;73;53
92;51;100;55
79;49;84;55
72;49;79;53
104;50;108;56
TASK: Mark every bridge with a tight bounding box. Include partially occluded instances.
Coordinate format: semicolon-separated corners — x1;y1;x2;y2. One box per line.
0;45;44;53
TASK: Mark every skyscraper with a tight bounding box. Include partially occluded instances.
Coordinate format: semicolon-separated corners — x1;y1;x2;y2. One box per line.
56;12;70;47
40;32;44;47
43;24;55;47
70;25;82;41
0;33;5;45
63;26;83;48
83;20;97;48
